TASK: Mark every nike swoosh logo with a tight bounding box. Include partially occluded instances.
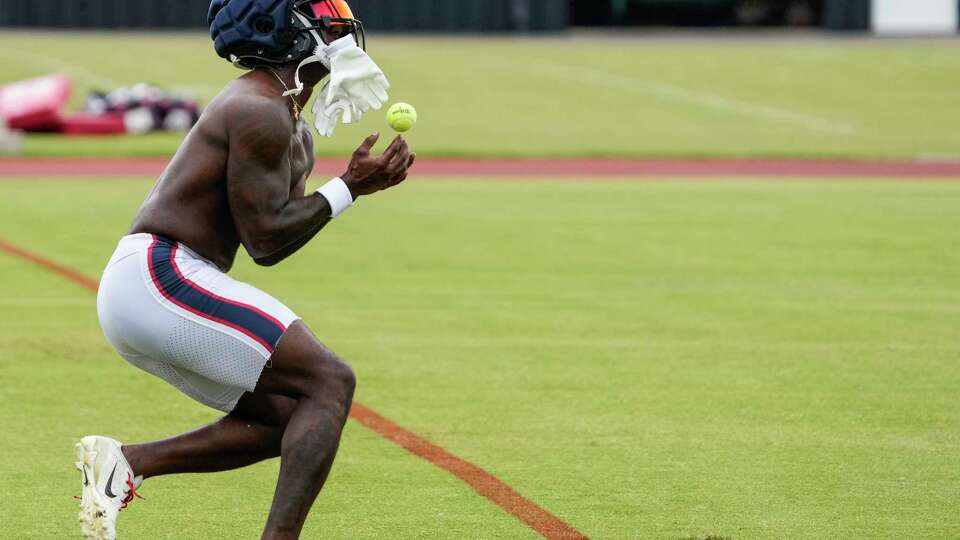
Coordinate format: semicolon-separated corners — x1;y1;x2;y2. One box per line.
104;464;118;498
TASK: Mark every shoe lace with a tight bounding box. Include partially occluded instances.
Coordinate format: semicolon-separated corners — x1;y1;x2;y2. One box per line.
119;472;144;511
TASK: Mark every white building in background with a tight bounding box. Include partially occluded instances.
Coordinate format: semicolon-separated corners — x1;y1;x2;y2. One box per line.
872;0;958;35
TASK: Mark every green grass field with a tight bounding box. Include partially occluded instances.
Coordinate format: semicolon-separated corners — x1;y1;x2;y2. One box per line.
3;32;960;159
0;177;958;539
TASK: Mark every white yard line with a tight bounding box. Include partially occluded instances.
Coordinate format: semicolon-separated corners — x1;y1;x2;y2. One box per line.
0;49;223;100
531;60;856;135
169;84;222;99
0;48;121;88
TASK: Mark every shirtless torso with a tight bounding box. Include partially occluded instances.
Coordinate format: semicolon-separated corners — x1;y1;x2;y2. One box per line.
130;66;412;271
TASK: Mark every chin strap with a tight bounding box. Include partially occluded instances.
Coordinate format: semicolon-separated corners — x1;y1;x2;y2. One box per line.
284;14;357;97
281;13;323;96
282;56;314;97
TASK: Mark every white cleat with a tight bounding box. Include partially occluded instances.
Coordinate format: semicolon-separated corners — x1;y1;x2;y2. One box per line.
75;436;143;540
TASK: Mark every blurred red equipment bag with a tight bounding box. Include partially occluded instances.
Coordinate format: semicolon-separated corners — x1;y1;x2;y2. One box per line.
0;74;72;131
59;113;126;135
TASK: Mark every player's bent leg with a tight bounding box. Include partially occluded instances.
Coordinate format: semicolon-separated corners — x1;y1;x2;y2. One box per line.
255;322;356;403
114;322;356;540
92;235;353;539
121;392;298;479
232;391;299;427
250;321;357;540
92;232;306;481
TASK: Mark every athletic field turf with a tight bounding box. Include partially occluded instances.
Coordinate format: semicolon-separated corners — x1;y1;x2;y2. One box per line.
2;32;960;159
0;176;957;539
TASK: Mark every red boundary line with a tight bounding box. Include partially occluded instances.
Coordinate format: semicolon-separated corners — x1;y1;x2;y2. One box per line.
3;156;960;178
0;237;588;540
0;238;100;291
350;404;587;539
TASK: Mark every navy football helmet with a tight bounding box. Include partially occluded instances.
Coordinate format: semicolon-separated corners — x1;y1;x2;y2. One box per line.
208;0;365;69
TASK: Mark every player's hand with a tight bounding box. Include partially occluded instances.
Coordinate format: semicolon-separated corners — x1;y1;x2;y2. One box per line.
341;133;416;198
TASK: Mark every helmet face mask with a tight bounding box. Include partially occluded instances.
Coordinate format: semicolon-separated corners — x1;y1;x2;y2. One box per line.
292;0;366;51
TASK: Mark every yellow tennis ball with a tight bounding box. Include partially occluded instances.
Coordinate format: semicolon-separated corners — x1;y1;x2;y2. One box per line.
386;102;418;133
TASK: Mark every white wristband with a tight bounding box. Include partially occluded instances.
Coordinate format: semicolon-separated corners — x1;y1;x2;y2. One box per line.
316;177;354;218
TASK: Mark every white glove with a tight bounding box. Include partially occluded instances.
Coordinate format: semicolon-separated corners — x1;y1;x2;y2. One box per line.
317;35;356;69
312;82;362;138
322;37;390;114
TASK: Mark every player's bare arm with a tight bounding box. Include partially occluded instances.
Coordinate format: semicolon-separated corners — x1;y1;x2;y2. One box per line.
226;95;414;266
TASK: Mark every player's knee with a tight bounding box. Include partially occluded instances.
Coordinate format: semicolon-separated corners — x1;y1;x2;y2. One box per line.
308;353;355;405
328;358;356;401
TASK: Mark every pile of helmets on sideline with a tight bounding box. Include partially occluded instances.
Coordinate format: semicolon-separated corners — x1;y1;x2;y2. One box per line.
84;83;201;134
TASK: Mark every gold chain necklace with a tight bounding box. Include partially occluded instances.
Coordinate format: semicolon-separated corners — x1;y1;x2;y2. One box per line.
261;67;301;120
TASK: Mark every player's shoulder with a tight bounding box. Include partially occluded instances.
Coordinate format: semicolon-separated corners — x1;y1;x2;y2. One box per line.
220;86;283;116
214;77;292;131
210;78;293;153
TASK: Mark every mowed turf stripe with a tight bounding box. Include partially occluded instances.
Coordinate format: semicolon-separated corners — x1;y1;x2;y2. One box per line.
0;236;588;540
4;157;960;178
